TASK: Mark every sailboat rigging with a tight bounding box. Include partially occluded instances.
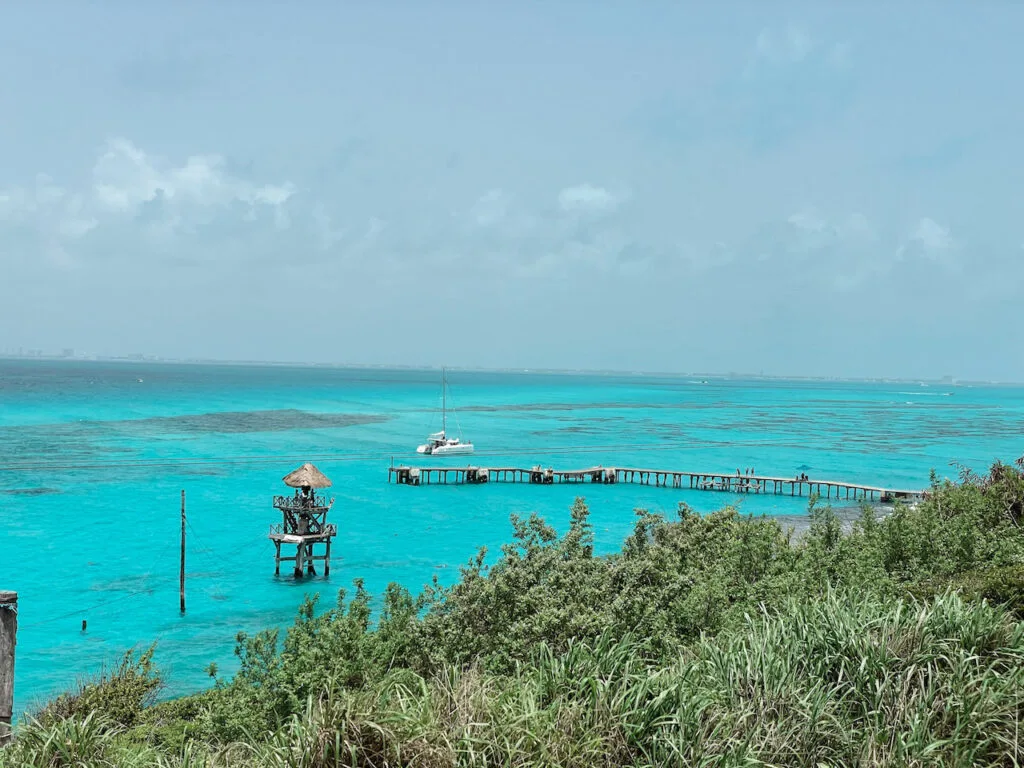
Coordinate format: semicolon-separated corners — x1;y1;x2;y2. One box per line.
416;368;474;456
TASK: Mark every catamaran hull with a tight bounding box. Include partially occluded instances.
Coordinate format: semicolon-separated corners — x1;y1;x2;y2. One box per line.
418;443;474;456
433;443;474;456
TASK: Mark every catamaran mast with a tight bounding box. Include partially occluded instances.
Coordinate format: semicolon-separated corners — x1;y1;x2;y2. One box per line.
442;367;447;436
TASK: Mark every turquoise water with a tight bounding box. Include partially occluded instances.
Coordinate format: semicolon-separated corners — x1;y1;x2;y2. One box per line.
1;360;1022;711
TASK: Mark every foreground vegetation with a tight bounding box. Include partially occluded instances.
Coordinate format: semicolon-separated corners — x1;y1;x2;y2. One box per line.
4;460;1024;766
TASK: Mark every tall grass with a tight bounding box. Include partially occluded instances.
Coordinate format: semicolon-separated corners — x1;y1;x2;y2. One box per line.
10;591;1011;767
246;592;1019;767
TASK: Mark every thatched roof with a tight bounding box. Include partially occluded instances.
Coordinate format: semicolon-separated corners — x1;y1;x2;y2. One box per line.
282;463;332;489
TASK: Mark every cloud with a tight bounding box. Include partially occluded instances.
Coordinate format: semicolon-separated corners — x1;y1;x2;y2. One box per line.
748;25;851;73
784;207;875;243
469;188;510;227
1;143;649;283
368;183;646;280
6;138;997;308
778;211;962;280
752;24;815;65
739;210;982;297
892;217;960;273
787;208;828;233
0;138;297;269
726;208;894;293
3;135;1002;308
92;138;295;213
557;184;622;215
910;217;955;252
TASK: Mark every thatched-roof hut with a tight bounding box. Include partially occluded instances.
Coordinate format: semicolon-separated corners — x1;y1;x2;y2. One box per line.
272;463;337;578
282;463;332;489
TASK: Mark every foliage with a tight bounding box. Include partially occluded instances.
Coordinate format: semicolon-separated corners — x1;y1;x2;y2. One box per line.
34;645;160;729
4;458;1024;767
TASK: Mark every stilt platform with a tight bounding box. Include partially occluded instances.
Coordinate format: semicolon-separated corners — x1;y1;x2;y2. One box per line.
270;463;338;578
269;525;337;576
388;465;925;503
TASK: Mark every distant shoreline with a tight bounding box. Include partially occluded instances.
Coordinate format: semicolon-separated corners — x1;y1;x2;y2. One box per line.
0;355;1013;387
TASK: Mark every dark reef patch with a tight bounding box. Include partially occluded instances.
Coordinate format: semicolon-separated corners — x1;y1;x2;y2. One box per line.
120;409;388;435
462;402;719;413
0;411;389;468
0;487;61;496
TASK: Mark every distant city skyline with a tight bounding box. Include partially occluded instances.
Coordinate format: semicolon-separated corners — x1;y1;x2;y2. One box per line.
3;3;1023;380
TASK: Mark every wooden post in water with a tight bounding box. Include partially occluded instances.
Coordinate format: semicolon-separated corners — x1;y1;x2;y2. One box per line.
294;540;306;578
0;590;16;745
179;491;186;614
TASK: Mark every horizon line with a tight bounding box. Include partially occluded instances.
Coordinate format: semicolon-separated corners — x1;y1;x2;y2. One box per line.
0;352;1017;387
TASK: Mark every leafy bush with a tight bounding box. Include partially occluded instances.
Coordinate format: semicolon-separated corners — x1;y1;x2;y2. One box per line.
35;645;160;729
195;592;1024;768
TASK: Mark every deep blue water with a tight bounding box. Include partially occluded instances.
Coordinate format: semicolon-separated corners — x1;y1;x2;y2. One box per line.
1;360;1022;711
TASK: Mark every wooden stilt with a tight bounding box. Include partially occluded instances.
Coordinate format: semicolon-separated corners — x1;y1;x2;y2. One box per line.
179;490;186;615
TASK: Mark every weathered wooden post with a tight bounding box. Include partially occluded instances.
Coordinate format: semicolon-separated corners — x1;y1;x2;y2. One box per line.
180;490;186;614
0;590;16;745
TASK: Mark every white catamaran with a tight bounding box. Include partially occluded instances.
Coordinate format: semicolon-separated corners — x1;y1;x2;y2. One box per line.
417;368;474;456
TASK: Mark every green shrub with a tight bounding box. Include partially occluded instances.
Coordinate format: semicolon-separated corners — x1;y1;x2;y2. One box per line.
35;645;160;729
910;564;1024;617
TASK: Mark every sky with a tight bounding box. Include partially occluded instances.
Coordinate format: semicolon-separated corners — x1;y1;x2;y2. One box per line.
1;2;1022;380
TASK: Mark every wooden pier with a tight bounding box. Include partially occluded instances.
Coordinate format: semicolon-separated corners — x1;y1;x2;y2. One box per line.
388;465;925;503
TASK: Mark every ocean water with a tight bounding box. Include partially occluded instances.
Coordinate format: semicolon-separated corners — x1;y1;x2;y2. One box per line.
1;360;1022;711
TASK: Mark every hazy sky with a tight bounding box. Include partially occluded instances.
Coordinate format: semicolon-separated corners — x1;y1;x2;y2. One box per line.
2;2;1022;379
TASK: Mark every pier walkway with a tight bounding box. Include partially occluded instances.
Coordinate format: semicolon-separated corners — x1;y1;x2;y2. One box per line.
388;465;926;503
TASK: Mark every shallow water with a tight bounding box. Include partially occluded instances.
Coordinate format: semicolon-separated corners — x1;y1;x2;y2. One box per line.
1;360;1021;710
